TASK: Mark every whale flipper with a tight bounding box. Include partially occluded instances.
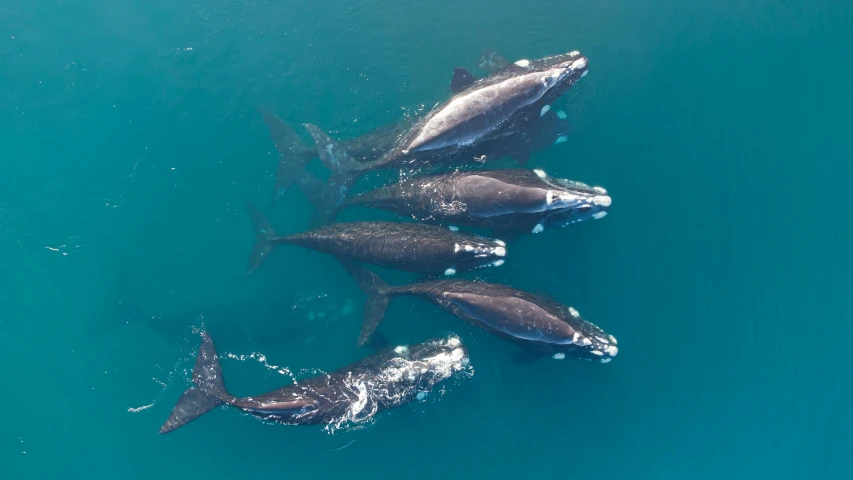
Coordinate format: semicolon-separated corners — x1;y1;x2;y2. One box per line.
450;67;475;93
339;261;393;348
245;201;277;276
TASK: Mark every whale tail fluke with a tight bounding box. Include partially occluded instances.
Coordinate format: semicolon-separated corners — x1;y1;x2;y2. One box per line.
303;124;367;220
338;261;393;348
258;107;315;209
245;201;277;276
159;332;229;434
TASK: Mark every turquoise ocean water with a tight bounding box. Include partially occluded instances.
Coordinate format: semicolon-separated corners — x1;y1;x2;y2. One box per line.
2;1;852;478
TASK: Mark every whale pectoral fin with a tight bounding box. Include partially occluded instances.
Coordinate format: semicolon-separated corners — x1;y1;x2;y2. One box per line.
450;67;476;93
511;350;548;365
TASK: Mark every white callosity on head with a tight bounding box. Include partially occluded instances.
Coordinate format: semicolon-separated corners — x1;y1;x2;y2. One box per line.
582;337;592;346
604;345;618;356
416;391;428;401
600;357;612;364
552;353;566;360
608;335;618;345
532;223;545;234
593;186;607;194
556;110;568;120
554;136;568;145
571;58;588;71
540;104;551;117
514;59;531;67
491;259;505;267
591;195;612;208
591;350;604;356
448;225;459;231
568;307;580;318
593;211;608;220
572;332;580;344
446;336;461;347
534;169;547;179
444;268;456;276
394;346;408;355
494;239;506;246
494;246;507;257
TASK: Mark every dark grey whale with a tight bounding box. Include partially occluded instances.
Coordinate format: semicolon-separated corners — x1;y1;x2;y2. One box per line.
245;202;508;276
337;168;611;236
342;262;618;363
159;331;471;433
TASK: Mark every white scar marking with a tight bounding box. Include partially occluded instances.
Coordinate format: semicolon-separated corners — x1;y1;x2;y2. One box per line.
494;246;506;257
552;353;566;360
556;110;567;119
444;268;456;276
532;223;544;234
592;195;612;208
592;211;608;220
534;169;546;178
554;136;568;145
591;350;603;356
605;345;619;356
568;307;579;317
514;59;530;67
540;105;551;117
448;225;459;231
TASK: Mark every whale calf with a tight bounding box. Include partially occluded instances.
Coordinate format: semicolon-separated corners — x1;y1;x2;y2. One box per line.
338;168;611;236
342;262;618;363
159;331;471;433
245;202;508;276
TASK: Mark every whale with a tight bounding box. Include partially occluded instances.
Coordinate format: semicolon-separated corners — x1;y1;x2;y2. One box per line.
342;262;618;363
159;331;471;433
265;50;588;215
245;201;508;277
337;168;611;236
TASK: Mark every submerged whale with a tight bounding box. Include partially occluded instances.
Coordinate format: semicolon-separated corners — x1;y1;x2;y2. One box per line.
159;331;471;433
337;168;611;236
245;202;508;276
342;262;618;363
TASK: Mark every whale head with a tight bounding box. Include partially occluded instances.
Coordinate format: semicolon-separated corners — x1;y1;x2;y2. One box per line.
529;172;612;233
556;307;619;364
386;335;471;394
535;51;589;98
447;237;508;274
